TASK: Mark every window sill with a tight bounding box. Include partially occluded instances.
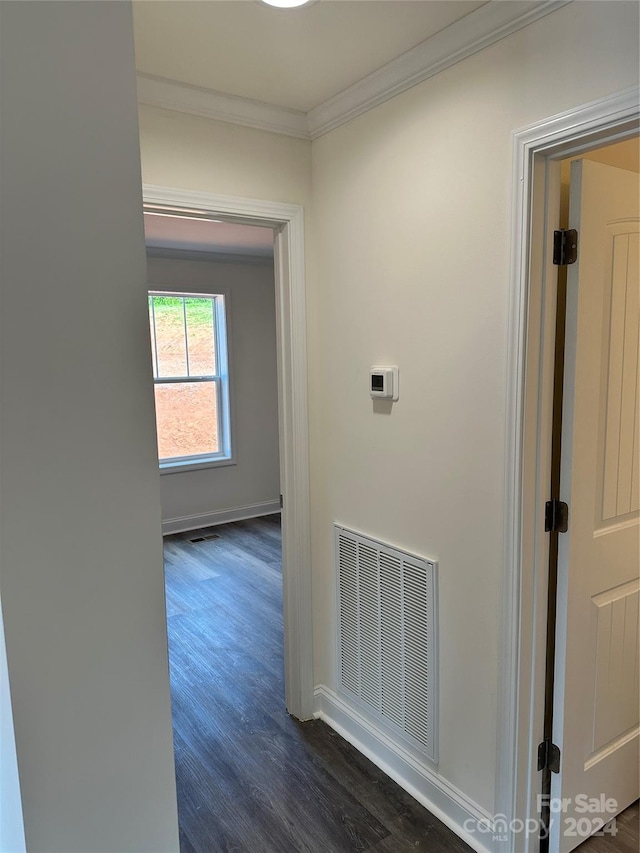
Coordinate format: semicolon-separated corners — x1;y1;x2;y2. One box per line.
159;456;236;475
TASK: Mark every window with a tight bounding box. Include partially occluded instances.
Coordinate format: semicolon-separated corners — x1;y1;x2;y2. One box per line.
148;291;231;470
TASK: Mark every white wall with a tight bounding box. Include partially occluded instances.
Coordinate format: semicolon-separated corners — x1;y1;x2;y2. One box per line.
139;104;312;205
308;0;639;818
0;3;179;851
146;254;280;530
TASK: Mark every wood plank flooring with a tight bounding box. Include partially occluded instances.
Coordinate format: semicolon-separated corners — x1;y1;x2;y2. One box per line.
164;515;472;853
164;516;639;853
576;801;639;853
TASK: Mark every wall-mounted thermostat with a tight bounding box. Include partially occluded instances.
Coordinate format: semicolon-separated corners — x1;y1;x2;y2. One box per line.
370;366;399;401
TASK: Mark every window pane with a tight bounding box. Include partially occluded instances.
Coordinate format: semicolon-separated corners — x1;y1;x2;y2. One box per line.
152;296;187;377
154;381;219;460
185;297;216;376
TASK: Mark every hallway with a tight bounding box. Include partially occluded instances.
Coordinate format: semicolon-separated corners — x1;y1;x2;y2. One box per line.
164;515;473;853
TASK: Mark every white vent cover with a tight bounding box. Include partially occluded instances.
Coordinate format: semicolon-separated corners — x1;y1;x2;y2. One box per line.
336;524;438;763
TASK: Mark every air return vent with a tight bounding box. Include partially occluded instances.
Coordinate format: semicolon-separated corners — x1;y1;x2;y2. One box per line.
336;524;438;763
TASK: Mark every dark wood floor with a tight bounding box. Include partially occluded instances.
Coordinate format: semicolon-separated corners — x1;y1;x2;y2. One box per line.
164;516;639;853
164;515;473;853
577;801;639;853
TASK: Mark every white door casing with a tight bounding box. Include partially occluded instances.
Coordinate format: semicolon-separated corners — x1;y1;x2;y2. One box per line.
142;185;314;721
498;85;640;853
549;160;640;852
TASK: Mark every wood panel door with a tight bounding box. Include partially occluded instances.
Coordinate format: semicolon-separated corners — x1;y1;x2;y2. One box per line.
550;159;640;853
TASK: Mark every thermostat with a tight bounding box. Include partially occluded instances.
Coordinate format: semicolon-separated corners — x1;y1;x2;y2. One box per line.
370;366;399;401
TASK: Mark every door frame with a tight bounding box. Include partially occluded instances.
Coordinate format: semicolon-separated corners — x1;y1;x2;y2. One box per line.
495;86;640;853
143;185;314;721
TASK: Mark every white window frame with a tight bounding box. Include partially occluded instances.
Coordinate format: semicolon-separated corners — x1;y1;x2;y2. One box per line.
148;289;233;473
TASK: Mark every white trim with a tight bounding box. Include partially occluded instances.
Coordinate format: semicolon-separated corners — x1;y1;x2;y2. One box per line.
307;1;570;139
144;185;305;227
273;205;314;720
136;73;310;140
136;2;570;141
144;185;314;721
314;685;495;853
161;500;281;536
497;86;640;853
159;456;236;475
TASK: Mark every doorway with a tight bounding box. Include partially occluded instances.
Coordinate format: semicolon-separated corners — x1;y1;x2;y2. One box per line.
142;185;314;722
543;140;639;852
496;86;640;853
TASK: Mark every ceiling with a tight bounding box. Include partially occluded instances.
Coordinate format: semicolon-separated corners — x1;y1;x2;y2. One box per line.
132;0;487;113
144;213;274;257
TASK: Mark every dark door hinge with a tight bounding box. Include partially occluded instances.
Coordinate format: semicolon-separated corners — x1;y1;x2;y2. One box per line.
553;229;578;266
279;494;283;509
545;499;568;533
537;739;561;773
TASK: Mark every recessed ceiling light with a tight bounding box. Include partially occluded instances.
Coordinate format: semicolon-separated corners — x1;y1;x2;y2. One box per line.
261;0;314;8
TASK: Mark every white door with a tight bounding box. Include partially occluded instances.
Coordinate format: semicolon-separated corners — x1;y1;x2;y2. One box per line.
550;159;640;853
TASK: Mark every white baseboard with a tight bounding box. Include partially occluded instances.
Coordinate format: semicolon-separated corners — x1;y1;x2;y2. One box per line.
313;685;496;853
161;500;280;535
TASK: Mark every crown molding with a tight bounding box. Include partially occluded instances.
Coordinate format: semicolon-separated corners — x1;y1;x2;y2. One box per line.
136;73;311;140
307;0;572;138
136;0;572;142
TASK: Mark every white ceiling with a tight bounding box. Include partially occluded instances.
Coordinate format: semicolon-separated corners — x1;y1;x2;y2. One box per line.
132;0;487;113
144;213;275;257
